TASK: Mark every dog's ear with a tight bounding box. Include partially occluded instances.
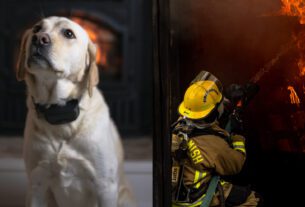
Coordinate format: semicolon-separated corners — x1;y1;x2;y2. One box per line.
16;29;31;81
87;40;99;97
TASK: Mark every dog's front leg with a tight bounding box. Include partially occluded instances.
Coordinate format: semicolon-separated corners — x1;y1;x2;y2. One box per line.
26;163;50;207
95;179;119;207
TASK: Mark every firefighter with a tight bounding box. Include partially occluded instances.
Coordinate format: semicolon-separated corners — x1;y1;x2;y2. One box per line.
171;71;261;207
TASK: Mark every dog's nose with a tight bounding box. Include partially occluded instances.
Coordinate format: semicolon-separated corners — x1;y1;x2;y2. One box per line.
32;33;51;47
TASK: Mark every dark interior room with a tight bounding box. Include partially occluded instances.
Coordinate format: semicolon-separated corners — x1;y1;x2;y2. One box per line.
168;0;305;206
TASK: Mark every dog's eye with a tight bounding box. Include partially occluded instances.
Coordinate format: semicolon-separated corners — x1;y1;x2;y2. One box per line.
33;25;42;33
63;29;76;39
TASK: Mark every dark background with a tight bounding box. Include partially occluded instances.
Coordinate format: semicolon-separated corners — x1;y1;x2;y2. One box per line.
170;0;305;206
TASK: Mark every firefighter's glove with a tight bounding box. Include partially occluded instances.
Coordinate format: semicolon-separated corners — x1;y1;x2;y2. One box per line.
243;82;260;106
229;107;244;135
225;84;245;107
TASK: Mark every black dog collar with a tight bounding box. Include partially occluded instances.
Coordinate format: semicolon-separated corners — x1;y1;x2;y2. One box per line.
34;99;80;125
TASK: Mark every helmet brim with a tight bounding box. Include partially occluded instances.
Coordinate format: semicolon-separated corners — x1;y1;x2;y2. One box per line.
178;102;215;120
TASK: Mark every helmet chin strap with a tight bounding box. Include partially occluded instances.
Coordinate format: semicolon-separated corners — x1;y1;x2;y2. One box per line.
172;100;224;134
181;101;224;130
172;117;216;135
191;120;216;129
217;101;225;118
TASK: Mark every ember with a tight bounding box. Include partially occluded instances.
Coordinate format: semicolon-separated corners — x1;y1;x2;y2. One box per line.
287;85;301;106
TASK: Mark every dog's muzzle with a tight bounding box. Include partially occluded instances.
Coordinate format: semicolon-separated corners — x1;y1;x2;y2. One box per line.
28;33;52;67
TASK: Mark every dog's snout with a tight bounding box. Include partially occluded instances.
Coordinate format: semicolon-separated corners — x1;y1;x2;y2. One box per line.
32;33;51;47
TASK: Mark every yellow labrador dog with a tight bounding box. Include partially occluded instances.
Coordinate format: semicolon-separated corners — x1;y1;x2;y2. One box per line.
16;16;136;207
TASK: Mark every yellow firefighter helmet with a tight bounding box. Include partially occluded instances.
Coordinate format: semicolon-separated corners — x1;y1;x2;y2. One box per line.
178;73;223;119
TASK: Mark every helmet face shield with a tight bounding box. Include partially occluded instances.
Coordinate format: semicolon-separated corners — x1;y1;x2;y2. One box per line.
191;71;223;94
178;71;223;120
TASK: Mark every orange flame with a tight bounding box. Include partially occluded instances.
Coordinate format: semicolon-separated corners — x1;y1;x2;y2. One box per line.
85;29;103;65
287;85;301;106
281;0;305;24
296;30;305;76
281;1;305;76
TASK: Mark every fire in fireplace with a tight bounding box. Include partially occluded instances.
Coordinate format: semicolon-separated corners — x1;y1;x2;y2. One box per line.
71;15;122;79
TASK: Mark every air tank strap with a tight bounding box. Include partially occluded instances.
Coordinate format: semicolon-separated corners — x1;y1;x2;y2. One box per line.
200;175;220;207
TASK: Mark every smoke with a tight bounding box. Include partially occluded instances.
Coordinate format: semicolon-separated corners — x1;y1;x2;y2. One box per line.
170;0;297;87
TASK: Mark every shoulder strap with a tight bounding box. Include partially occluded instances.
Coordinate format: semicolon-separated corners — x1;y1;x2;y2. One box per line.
200;175;220;207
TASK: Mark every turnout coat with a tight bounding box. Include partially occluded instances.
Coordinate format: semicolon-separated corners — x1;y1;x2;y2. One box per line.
171;123;248;206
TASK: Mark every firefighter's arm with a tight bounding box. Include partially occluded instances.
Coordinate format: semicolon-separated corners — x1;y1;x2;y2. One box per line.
230;134;247;155
188;136;246;175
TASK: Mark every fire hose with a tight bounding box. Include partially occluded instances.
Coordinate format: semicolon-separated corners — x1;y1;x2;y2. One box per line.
250;39;295;83
224;39;296;132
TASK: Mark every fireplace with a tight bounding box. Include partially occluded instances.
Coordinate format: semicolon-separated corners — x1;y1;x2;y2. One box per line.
0;0;152;135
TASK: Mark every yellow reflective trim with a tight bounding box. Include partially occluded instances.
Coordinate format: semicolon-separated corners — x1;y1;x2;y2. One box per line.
220;180;227;185
195;173;201;188
235;147;246;154
233;141;245;147
193;171;207;189
173;171;209;206
234;145;245;149
196;172;207;188
193;171;201;189
194;171;200;185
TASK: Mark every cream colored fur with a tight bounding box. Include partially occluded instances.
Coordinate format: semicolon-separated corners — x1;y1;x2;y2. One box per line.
16;16;136;207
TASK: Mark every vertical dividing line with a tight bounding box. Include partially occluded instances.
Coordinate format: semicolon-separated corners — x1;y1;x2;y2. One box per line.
153;0;172;206
153;0;162;206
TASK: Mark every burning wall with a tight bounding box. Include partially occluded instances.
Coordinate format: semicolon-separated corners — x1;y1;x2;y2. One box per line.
170;0;305;153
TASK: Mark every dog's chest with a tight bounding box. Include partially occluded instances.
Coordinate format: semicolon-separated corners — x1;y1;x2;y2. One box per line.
43;140;96;190
34;139;98;207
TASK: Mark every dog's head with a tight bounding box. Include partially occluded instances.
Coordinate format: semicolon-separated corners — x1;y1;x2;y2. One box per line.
16;16;99;96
